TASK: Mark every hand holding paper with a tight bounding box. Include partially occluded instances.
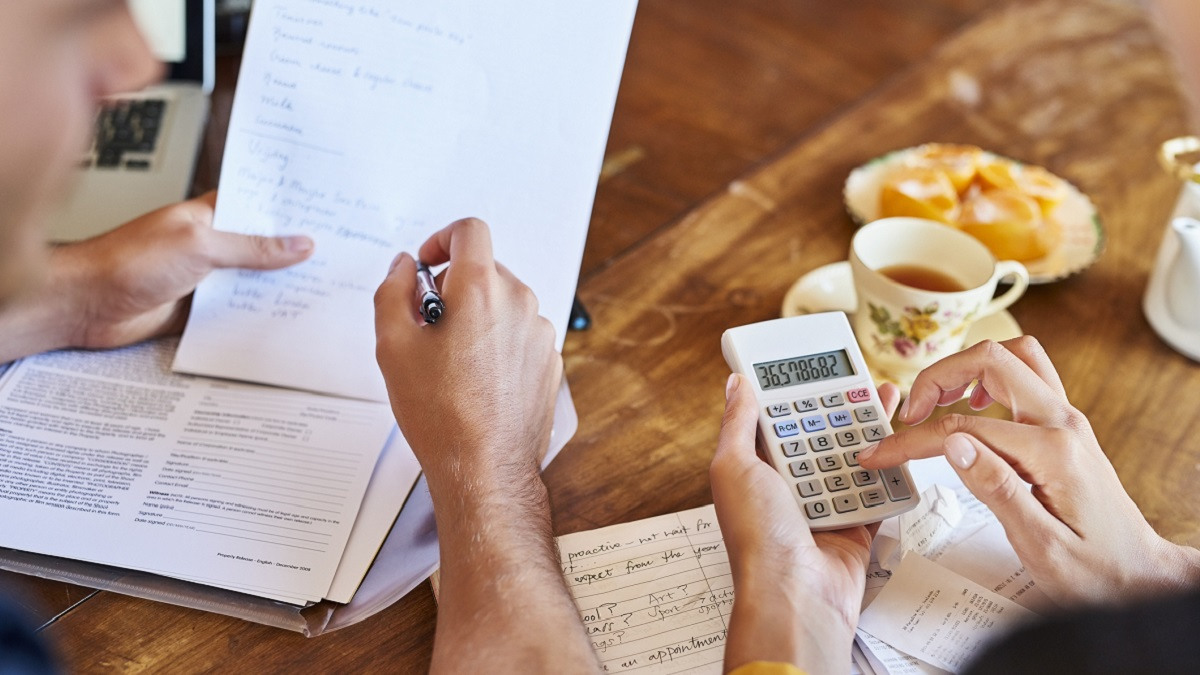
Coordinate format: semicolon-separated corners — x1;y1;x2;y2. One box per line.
861;336;1200;606
0;192;312;364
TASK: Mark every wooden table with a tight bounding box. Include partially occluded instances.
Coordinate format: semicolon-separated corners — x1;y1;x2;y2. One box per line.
7;0;1197;670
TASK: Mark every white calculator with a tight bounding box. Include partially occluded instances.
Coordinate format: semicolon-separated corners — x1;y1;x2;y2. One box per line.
721;312;919;530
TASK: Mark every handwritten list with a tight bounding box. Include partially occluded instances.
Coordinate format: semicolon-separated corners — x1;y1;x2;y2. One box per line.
176;0;639;400
559;506;732;674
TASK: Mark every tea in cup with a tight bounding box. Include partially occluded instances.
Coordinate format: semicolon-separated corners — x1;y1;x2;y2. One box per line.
849;217;1029;384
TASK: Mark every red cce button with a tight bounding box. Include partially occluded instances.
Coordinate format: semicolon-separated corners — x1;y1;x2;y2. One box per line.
847;387;871;403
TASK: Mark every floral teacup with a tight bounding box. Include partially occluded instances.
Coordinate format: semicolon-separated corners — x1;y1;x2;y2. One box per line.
849;217;1029;385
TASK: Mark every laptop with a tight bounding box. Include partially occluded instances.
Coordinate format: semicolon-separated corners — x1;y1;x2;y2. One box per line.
46;0;215;242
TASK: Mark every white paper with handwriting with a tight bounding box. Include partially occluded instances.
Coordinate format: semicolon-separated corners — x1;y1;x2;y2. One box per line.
175;0;638;400
557;505;877;674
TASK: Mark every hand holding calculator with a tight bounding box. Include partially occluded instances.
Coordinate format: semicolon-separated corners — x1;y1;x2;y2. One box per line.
721;312;919;530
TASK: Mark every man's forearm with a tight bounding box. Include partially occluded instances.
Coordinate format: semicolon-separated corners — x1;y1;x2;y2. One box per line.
425;462;600;674
0;249;82;362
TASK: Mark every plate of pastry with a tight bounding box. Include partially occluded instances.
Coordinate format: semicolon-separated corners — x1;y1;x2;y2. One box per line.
843;143;1104;283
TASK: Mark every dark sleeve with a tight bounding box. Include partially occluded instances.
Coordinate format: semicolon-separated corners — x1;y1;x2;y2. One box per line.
0;595;56;675
964;588;1200;674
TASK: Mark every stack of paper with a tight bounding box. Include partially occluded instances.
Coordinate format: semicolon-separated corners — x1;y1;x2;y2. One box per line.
0;0;637;612
0;338;411;605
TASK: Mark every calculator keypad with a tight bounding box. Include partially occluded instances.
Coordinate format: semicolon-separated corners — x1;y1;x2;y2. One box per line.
765;385;912;524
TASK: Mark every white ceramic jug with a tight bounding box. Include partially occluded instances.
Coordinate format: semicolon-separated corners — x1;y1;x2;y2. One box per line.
1145;139;1200;360
1165;216;1200;331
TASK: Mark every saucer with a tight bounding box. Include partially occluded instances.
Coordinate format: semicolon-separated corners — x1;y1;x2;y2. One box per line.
781;261;1023;394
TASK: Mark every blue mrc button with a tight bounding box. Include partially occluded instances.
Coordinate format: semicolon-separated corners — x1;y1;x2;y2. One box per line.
801;415;826;433
774;419;800;438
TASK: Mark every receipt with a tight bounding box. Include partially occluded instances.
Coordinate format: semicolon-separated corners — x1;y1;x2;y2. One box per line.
858;552;1038;672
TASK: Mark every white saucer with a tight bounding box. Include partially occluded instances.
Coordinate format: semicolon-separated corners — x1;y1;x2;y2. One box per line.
781;261;1023;393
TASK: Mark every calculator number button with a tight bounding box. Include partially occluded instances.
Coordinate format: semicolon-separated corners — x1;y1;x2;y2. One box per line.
835;429;861;447
789;459;815;478
816;455;843;472
774;419;801;438
809;434;834;452
766;403;791;418
862;424;887;442
851;470;877;487
797;480;823;498
828;410;853;428
844;449;860;466
860;489;886;507
781;440;805;457
801;415;826;433
825;475;850;492
846;387;871;403
881;467;913;500
833;494;859;513
820;393;845;407
804;500;831;520
794;397;818;413
854;406;880;423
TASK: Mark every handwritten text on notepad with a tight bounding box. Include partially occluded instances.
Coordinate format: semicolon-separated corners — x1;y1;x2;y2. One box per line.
558;506;731;674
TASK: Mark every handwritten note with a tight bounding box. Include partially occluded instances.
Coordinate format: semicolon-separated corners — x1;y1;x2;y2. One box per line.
559;505;876;674
559;506;730;673
175;0;638;400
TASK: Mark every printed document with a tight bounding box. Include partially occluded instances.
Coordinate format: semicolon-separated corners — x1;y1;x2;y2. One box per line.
175;0;639;400
0;339;395;604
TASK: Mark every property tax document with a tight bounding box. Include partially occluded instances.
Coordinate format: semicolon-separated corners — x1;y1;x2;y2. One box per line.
175;0;638;401
0;339;395;604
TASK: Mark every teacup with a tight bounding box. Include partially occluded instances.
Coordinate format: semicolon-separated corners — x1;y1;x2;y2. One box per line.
849;217;1029;385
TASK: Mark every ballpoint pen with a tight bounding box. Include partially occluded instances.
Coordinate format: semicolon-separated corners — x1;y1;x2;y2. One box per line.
415;261;446;324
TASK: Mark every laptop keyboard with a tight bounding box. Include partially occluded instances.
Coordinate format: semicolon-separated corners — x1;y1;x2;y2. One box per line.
84;98;168;171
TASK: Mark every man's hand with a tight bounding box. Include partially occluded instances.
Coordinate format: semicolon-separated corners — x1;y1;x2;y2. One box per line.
374;218;595;674
0;192;313;363
860;336;1200;607
374;217;562;483
711;373;900;674
62;191;313;348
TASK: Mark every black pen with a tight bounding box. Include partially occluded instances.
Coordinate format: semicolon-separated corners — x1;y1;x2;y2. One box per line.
415;261;446;324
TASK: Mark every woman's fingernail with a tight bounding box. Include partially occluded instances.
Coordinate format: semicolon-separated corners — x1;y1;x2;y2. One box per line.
286;236;314;253
725;373;739;401
898;396;911;422
945;434;978;470
858;444;877;463
388;252;405;273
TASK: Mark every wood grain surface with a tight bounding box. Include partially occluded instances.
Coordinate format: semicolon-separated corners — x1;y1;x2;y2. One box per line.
13;0;1199;672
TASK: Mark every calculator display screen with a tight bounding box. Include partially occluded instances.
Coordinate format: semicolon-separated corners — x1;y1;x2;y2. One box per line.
753;349;855;390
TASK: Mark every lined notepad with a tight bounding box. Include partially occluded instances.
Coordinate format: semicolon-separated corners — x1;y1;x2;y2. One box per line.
557;505;732;674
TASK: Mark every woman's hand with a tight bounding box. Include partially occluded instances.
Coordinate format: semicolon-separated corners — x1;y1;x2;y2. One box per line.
860;336;1200;607
711;373;900;673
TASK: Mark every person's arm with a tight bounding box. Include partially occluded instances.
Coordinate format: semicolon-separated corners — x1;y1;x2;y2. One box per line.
860;336;1200;606
0;192;313;363
710;373;901;674
374;218;599;674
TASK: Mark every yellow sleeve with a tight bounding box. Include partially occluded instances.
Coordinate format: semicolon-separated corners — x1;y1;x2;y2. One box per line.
727;662;808;675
